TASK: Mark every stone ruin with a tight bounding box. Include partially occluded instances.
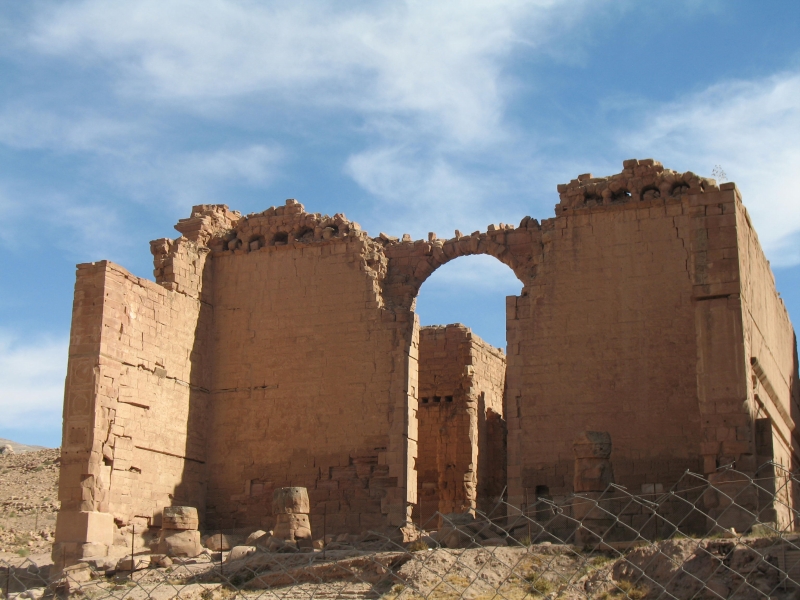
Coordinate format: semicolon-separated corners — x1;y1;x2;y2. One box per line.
53;159;800;567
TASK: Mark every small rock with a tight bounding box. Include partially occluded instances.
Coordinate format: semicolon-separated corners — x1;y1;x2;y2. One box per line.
116;557;150;572
257;535;287;552
62;563;93;584
245;529;267;546
226;545;257;562
312;539;325;550
0;444;13;456
156;555;173;567
204;533;234;551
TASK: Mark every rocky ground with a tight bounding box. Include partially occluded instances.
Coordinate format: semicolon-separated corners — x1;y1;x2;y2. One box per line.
0;447;60;560
6;538;798;599
2;451;800;598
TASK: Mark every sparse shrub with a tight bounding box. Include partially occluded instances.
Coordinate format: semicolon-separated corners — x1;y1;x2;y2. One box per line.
526;575;555;596
750;523;780;538
17;547;30;557
407;539;429;552
600;579;649;599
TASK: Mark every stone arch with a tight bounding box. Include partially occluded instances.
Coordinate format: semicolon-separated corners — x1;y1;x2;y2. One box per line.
382;219;542;312
381;221;542;522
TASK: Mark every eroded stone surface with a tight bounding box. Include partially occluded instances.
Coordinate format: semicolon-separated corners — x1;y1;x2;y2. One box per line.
53;160;800;567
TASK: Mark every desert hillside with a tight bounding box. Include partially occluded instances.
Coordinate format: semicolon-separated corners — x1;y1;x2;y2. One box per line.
0;447;60;559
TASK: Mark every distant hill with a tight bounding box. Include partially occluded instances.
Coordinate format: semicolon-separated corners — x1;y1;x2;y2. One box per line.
0;437;50;453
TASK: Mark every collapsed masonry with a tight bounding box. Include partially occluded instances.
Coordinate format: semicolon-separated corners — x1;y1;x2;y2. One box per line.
54;159;800;566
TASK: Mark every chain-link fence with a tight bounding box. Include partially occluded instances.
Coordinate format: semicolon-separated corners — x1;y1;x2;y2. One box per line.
4;462;800;599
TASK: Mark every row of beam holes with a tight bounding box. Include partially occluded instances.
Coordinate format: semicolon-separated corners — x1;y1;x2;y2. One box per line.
420;395;454;405
247;226;340;250
583;183;692;206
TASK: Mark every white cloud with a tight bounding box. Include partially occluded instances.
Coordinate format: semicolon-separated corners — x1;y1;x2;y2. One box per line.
117;144;284;207
27;0;584;145
10;0;619;237
0;106;138;153
346;145;533;238
0;332;67;437
0;180;126;257
620;70;800;266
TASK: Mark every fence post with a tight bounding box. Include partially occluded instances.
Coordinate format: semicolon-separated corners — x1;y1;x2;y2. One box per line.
130;528;134;577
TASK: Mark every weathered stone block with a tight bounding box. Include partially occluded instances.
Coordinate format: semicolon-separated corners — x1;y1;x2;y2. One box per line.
157;529;202;557
273;513;312;541
272;487;310;515
162;506;199;530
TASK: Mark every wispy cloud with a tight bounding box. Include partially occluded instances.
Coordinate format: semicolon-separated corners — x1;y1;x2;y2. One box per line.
620;70;800;266
345;145;534;238
0;180;126;258
27;0;585;144
117;144;285;207
0;331;67;441
0;106;138;153
13;0;618;239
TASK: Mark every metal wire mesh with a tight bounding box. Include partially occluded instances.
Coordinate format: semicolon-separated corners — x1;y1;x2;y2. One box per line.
4;461;800;599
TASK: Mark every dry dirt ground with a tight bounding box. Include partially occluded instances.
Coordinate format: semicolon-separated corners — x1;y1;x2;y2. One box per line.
7;538;795;600
0;447;60;562
3;451;800;599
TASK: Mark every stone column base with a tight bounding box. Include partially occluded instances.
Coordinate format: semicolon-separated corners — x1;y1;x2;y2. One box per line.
52;511;114;571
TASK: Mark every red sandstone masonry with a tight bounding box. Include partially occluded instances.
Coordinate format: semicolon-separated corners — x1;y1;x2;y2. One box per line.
54;160;799;566
414;325;505;526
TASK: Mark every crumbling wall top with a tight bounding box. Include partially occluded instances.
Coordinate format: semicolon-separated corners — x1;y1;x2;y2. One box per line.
206;199;367;254
420;324;505;359
556;158;723;213
174;204;242;244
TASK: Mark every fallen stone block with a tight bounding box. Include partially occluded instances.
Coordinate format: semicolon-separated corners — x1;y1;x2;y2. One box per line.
227;545;257;562
245;529;268;546
149;554;172;568
158;529;202;557
255;535;286;552
203;532;234;551
115;556;150;572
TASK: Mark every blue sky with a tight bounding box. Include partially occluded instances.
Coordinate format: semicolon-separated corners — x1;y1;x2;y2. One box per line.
1;1;799;447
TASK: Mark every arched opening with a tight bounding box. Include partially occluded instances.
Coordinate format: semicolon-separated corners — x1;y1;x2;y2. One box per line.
410;254;523;527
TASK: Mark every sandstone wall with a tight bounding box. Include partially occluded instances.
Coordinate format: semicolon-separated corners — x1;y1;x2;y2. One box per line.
473;330;507;513
56;254;211;564
509;197;702;503
202;203;413;535
56;161;799;561
415;324;505;524
735;198;800;525
736;199;800;459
